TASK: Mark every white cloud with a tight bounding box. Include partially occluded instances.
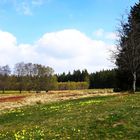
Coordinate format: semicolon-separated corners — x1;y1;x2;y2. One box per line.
32;0;44;6
22;2;32;15
94;28;104;37
14;1;32;16
1;0;53;16
0;0;47;16
105;32;119;40
0;30;18;66
93;28;118;41
0;30;17;46
0;29;115;73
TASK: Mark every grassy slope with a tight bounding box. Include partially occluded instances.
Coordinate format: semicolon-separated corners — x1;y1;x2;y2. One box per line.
0;94;140;140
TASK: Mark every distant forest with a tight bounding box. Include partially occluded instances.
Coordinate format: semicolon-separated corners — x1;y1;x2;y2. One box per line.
0;62;116;93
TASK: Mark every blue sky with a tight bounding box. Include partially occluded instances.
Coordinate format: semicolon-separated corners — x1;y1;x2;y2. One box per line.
0;0;139;73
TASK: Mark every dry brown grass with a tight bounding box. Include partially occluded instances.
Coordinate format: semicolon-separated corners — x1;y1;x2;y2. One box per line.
0;90;120;111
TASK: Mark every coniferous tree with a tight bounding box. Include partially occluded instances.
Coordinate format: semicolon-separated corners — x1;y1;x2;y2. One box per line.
115;2;140;92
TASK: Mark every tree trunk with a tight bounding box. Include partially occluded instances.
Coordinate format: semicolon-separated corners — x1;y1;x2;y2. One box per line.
2;88;5;94
20;89;22;94
132;72;136;93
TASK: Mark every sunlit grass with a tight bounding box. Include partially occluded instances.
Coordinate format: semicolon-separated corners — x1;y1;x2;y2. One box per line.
0;93;140;139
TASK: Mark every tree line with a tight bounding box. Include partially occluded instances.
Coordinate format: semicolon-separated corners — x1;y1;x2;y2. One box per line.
0;62;117;93
0;62;57;93
57;69;89;82
57;69;116;89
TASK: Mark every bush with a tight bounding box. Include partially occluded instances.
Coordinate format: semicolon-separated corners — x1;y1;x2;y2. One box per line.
57;82;89;90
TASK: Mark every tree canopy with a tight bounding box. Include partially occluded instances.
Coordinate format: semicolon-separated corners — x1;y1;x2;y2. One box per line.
115;1;140;92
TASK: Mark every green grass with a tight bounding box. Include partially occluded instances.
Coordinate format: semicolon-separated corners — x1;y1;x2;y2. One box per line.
0;94;140;140
0;90;30;94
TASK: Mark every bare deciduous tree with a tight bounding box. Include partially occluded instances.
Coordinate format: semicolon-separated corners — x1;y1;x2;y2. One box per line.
115;2;140;93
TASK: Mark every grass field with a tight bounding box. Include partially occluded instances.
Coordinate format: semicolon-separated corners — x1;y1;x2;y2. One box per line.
0;92;140;139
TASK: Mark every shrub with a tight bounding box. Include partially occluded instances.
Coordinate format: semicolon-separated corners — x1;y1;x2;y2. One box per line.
57;82;89;90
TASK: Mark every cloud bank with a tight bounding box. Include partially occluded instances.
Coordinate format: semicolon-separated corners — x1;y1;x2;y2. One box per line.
0;29;115;73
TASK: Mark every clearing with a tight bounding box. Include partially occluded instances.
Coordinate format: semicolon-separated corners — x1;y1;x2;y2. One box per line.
0;90;139;139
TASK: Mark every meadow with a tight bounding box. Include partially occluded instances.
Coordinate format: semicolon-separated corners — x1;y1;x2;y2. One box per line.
0;90;140;140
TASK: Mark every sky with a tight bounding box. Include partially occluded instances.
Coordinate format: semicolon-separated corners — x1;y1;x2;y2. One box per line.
0;0;139;73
